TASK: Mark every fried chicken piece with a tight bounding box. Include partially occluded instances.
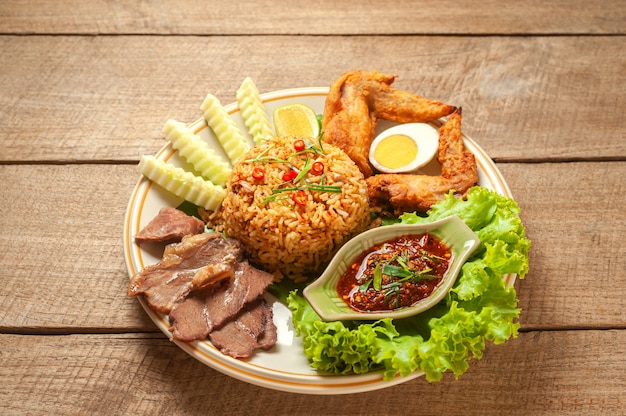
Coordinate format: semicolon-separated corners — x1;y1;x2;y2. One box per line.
321;70;456;177
366;108;478;215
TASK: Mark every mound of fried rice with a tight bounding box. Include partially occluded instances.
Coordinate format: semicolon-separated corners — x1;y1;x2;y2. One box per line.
208;135;370;281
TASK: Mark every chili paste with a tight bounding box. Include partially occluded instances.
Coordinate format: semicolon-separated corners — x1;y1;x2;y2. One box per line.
336;232;452;312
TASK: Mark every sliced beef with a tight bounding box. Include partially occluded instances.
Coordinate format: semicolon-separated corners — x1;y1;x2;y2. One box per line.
128;233;243;313
130;230;278;358
169;261;275;342
188;263;234;290
209;299;277;358
164;285;217;342
135;207;205;244
256;307;278;351
201;262;274;329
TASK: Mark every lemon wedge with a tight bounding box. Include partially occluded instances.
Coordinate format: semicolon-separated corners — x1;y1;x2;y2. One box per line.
273;104;319;138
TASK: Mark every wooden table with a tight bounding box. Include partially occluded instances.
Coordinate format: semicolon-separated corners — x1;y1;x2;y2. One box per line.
1;1;625;414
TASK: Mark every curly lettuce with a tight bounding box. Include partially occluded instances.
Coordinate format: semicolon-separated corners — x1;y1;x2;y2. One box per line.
286;186;531;382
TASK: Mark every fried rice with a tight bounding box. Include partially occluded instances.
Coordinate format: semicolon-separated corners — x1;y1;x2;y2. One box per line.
207;135;370;281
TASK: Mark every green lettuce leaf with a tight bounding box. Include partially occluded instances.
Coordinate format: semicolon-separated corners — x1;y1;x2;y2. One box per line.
286;186;531;382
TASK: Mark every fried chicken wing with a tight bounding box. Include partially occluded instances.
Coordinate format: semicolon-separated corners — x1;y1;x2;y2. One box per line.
366;109;478;215
322;70;456;177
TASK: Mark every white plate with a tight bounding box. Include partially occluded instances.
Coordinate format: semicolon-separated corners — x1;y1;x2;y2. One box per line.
123;87;515;394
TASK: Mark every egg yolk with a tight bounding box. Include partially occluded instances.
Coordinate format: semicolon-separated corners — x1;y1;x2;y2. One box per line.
373;134;418;169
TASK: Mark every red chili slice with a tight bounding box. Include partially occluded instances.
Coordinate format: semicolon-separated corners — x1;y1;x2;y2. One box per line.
293;139;305;151
311;161;324;175
282;170;297;182
252;167;265;180
292;190;307;206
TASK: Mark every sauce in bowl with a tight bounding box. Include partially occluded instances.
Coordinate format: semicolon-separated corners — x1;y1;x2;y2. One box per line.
337;233;452;312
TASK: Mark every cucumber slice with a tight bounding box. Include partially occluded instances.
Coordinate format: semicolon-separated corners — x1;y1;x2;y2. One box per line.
162;119;232;187
200;93;251;164
236;77;275;144
138;155;225;211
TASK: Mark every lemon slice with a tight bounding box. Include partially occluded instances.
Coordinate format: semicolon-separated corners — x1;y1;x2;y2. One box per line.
273;104;320;138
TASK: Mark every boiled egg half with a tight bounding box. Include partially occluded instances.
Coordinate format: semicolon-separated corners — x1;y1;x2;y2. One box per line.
369;123;439;173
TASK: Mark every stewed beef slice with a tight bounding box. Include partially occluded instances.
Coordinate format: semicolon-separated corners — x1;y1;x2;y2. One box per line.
128;233;243;313
135;207;205;244
255;307;278;351
164;285;217;342
169;261;275;342
209;298;277;358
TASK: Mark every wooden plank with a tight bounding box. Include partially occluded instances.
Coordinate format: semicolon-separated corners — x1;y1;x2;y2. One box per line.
499;162;626;330
0;162;624;332
0;164;156;332
1;35;624;163
0;0;624;35
0;330;624;414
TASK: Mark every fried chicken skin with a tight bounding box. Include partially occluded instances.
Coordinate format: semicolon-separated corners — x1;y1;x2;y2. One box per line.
321;70;456;177
366;108;478;215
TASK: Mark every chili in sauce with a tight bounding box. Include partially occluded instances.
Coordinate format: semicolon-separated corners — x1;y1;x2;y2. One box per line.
336;232;452;312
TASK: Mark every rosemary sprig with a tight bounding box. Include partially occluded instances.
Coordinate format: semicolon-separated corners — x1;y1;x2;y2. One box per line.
245;143;279;163
260;183;342;205
260;193;292;205
247;155;290;164
244;135;342;206
293;157;312;183
306;183;342;193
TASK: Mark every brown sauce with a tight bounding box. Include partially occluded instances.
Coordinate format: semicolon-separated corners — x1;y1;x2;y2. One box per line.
336;233;452;312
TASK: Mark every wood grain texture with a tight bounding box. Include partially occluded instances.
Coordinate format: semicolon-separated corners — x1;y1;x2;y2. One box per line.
0;164;154;332
1;35;624;163
1;331;624;415
499;162;626;330
0;162;624;332
0;0;624;35
1;1;624;412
